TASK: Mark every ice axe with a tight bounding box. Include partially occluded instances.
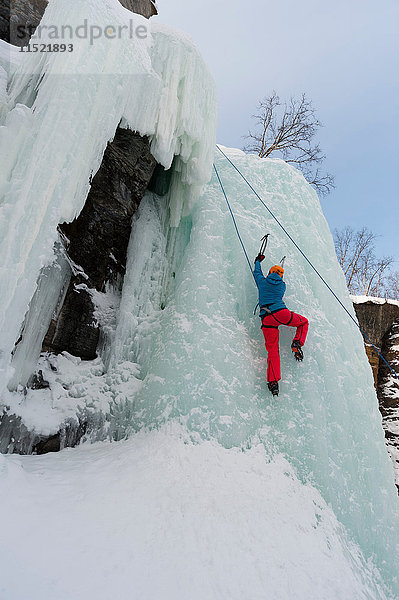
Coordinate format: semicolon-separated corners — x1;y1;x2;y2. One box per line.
259;234;270;256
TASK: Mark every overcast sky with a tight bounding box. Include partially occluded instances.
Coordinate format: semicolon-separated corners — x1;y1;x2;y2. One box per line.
154;0;398;259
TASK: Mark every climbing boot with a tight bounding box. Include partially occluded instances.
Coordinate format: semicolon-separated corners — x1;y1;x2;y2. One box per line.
291;340;304;362
267;381;279;397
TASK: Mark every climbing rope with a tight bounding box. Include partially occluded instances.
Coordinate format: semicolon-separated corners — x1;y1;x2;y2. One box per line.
214;145;399;383
213;163;254;278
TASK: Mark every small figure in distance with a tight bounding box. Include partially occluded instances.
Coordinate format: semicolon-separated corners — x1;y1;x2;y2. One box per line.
253;253;309;397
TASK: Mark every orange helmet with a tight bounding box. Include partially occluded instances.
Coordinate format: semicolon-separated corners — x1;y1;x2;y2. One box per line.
269;265;284;278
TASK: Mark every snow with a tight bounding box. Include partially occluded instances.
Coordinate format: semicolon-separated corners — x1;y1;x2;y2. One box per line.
0;426;391;600
351;295;399;307
4;352;110;435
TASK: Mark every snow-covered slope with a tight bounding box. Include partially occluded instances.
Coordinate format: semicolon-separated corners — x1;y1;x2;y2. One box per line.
0;426;391;600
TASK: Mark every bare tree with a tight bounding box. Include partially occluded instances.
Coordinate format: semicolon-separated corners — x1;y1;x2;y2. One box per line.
244;92;335;196
334;227;377;290
386;271;399;300
334;226;395;297
355;252;394;296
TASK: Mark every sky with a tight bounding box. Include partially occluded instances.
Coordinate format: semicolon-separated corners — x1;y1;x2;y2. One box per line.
154;0;398;260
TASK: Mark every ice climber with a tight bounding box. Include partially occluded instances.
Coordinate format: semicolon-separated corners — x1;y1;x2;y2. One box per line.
254;253;309;397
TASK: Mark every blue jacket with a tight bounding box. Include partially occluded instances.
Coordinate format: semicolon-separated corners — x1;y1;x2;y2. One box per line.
253;261;287;315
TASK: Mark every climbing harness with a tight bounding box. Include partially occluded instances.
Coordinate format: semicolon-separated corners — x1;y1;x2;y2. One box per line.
214;146;399;383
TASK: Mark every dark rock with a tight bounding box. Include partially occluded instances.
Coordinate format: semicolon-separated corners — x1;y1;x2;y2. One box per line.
377;319;399;492
1;3;161;458
34;433;61;454
0;0;9;44
0;411;34;454
34;419;88;455
353;300;399;492
378;319;399;415
119;0;157;18
148;163;173;197
41;128;157;361
42;283;100;360
29;369;50;390
61;128;157;290
7;0;48;46
353;301;399;385
0;409;88;455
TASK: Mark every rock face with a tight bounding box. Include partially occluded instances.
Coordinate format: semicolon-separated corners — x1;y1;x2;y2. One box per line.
353;300;399;491
119;0;157;18
0;0;9;43
43;128;157;360
3;0;48;45
0;412;87;455
1;0;157;45
378;319;399;489
353;301;399;385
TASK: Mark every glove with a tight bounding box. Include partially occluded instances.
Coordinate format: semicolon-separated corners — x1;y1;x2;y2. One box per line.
255;254;265;263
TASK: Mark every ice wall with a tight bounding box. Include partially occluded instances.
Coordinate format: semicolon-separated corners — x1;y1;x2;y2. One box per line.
0;0;217;395
0;40;21;122
108;148;399;595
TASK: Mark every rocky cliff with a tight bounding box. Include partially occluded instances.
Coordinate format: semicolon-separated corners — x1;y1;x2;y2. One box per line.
44;128;157;361
353;299;399;384
353;298;399;490
1;0;157;45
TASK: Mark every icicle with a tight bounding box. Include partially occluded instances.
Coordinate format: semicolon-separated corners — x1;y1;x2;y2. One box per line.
8;242;71;391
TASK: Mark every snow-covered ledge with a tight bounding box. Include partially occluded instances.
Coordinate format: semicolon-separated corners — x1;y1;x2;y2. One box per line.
351;295;399;307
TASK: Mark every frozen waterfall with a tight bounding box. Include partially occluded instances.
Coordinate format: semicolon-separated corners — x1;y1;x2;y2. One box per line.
0;0;398;598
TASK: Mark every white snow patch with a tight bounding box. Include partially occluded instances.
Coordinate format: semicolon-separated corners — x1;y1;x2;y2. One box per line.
0;427;390;600
351;295;399;307
4;353;107;434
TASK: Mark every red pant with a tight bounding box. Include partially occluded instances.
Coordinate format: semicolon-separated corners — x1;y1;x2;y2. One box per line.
261;309;309;382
